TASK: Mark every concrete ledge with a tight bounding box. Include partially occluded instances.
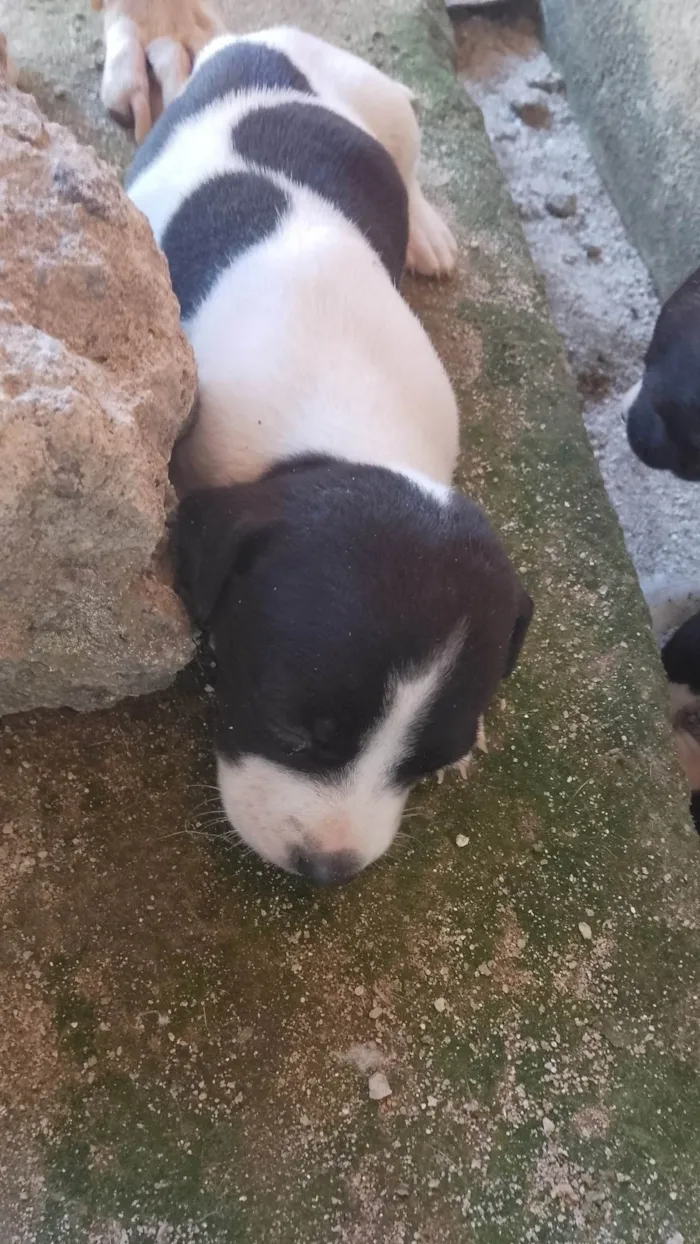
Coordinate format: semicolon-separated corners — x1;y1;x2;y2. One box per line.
541;0;700;299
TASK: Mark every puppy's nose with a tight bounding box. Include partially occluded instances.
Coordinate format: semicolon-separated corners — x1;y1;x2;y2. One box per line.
290;848;362;886
626;396;676;470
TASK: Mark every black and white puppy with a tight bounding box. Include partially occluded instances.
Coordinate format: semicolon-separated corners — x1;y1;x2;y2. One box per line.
126;26;533;883
625;265;700;481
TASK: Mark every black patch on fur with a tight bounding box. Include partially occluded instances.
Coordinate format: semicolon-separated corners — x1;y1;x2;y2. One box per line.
173;459;532;782
161;172;290;320
231;102;409;283
662;609;700;693
125;41;314;188
627;265;700;480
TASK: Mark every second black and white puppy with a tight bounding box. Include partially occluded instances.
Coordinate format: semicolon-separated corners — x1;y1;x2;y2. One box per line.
625;265;700;480
126;26;533;883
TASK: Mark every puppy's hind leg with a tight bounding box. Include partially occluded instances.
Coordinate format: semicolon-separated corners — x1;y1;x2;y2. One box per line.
351;72;457;277
347;71;458;278
269;29;458;278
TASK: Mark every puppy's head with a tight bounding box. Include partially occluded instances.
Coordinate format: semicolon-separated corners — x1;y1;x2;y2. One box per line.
626;268;700;481
175;458;532;883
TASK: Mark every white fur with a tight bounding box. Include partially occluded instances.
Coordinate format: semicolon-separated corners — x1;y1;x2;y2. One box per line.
217;639;460;872
620;377;642;415
101;14;153;143
128;27;460;493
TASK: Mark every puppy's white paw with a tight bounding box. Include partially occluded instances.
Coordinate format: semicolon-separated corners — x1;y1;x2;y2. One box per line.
146;35;192;110
435;719;486;785
100;16;152;143
406;186;458;278
437;754;472;785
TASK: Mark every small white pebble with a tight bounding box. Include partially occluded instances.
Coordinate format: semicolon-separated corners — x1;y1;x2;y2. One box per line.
428;1177;440;1189
354;985;365;997
368;1072;392;1101
578;921;593;941
667;1233;684;1244
477;963;492;977
427;1095;438;1108
455;834;470;848
369;1006;382;1019
433;997;447;1013
543;1117;555;1137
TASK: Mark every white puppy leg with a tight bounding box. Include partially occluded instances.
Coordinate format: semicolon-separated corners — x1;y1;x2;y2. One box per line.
146;34;191;108
101;14;152;143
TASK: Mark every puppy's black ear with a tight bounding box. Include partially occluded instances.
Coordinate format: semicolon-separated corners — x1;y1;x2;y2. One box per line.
173;485;278;628
504;586;533;678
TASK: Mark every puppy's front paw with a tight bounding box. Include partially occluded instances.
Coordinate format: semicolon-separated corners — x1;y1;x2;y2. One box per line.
99;0;225;141
101;17;152;143
436;720;487;785
406;186;458;278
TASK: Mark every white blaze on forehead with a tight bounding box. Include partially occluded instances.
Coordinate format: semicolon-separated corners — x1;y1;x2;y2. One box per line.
355;634;462;791
216;635;462;872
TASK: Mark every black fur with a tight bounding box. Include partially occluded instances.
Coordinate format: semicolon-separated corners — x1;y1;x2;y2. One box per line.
161;172;290;320
627;266;700;480
662;610;700;836
174;457;532;786
662;609;700;693
231;102;409;284
124;41;314;189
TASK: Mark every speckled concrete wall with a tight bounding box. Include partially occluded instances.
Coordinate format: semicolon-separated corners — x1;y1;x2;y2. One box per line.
541;0;700;299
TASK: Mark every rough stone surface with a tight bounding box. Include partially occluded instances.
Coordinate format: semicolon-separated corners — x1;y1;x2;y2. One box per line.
541;0;700;300
0;73;195;714
0;2;697;1243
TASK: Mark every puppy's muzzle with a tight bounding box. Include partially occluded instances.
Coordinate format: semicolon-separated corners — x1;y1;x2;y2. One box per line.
626;393;700;480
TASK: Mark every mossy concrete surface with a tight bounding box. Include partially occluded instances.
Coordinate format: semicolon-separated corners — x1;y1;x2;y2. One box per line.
1;1;699;1242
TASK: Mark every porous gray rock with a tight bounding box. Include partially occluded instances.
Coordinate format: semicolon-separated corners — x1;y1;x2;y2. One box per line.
0;65;196;714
